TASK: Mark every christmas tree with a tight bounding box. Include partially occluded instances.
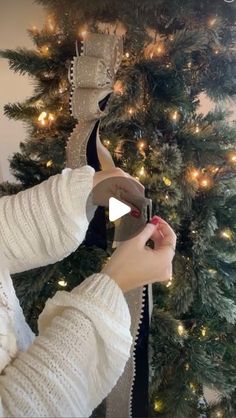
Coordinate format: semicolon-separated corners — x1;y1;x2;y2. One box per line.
1;0;236;417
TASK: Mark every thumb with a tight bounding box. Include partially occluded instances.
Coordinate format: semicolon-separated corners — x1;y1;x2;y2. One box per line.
136;222;157;246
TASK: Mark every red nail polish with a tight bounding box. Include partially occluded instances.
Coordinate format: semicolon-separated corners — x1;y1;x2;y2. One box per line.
130;209;141;218
150;216;160;225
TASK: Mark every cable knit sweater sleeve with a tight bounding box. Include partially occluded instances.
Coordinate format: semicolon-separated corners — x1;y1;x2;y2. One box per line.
0;273;132;417
0;165;96;274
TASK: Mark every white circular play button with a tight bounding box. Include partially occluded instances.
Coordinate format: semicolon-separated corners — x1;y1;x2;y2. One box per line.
108;197;131;222
86;175;151;242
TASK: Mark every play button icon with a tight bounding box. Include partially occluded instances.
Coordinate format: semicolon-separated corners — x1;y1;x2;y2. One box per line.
85;175;152;242
109;197;131;222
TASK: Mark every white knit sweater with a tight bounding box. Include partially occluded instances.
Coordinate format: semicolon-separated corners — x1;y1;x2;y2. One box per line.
0;165;132;417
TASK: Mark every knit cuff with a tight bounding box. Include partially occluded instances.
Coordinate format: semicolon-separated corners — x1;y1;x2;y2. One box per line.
72;273;131;328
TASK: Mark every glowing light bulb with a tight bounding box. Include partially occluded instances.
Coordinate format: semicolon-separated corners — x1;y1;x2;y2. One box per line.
191;169;200;179
128;107;134;115
153;400;164;412
81;30;87;37
48;113;55;121
201;179;209;187
38;111;47;125
178;324;184;336
230;153;236;163
150;52;154;59
189;382;196;393
185;363;190;371
201;326;207;337
163;176;172;186
103;139;110;147
220;229;232;240
195;125;200;133
165;193;169;200
209;18;217;26
216;411;223;418
58;279;67;287
41;45;50;55
172;111;178;121
139;166;146;176
215;49;219;55
114;80;124;95
46;160;53;167
125;52;130;58
32;25;37;31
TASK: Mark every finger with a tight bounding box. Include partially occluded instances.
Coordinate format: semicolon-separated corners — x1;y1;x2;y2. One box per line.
135;222;158;246
154;219;177;246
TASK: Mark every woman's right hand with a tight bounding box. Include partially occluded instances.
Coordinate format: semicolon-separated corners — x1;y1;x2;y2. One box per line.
102;216;177;293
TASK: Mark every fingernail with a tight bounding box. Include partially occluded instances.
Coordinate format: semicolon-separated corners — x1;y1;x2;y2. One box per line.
130;209;141;218
150;216;160;225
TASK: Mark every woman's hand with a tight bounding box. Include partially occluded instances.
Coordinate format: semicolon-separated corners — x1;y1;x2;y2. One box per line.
92;168;144;207
102;216;177;293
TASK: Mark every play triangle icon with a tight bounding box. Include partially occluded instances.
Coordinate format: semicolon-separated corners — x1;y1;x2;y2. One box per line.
109;197;131;222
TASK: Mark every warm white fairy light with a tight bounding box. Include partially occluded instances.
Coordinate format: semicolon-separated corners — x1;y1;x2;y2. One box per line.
38;111;47;125
195;125;200;133
138;166;146;177
220;228;233;240
209;17;217;26
58;279;67;287
125;52;130;58
46;160;53;167
178;324;185;336
48;113;55;121
128;107;135;115
103;139;111;147
201;326;207;337
172;110;178;121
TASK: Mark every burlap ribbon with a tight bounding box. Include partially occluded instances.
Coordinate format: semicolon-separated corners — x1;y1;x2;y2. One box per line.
66;32;153;418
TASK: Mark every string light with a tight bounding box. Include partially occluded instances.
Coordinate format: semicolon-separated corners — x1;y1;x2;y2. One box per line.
199;176;213;189
209;17;217;26
189;382;196;393
195;124;200;133
38;111;47;125
163;176;172;186
46;160;53;167
187;61;192;68
125;52;130;58
153;399;165;412
214;49;219;55
178;324;185;336
80;30;87;37
166;276;173;288
48;113;55;121
128;107;135;115
185;363;190;371
103;139;111;147
31;25;38;32
208;268;217;275
201;326;207;337
171;110;179;121
216;411;223;418
138;166;146;177
165;193;169;200
220;228;233;240
189;168;200;180
229;152;236;163
40;45;50;56
113;80;124;95
58;279;67;287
